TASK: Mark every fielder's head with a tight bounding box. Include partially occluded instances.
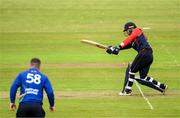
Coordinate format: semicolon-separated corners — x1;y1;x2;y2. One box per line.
123;22;137;36
30;58;41;70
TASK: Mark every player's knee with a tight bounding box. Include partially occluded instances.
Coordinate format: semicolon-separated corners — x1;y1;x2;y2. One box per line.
129;71;135;79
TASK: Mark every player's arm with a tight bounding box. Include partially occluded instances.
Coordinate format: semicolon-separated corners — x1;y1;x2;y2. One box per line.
9;74;21;110
106;29;142;54
44;77;55;111
119;44;132;50
119;28;142;49
106;42;132;55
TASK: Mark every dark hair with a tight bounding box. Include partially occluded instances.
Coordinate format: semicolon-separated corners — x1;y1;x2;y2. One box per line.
31;58;41;67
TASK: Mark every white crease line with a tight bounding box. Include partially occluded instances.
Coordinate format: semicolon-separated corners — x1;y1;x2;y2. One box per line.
135;81;154;110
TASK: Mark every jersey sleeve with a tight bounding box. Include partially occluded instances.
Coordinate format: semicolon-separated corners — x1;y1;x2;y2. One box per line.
10;74;22;103
120;28;142;49
44;77;55;107
119;44;132;50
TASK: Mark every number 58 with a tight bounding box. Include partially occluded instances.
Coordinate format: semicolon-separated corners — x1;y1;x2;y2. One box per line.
26;73;41;84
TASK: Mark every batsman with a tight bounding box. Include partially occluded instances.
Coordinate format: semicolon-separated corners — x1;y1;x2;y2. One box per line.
106;22;168;95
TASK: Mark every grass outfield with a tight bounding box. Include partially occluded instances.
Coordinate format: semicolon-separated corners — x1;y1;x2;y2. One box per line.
0;0;180;117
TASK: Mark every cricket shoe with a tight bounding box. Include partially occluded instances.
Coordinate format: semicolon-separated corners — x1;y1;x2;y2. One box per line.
118;90;132;96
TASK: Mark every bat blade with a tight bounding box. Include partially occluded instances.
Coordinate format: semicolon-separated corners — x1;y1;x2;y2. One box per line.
81;39;108;49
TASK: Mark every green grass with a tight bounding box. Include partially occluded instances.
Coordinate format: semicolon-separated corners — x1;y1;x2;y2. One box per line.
0;0;180;117
1;96;180;118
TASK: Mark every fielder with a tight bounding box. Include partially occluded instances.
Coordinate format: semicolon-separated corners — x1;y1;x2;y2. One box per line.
10;58;55;117
106;22;168;95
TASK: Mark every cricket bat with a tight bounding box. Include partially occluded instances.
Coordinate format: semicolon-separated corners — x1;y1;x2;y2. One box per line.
81;39;108;49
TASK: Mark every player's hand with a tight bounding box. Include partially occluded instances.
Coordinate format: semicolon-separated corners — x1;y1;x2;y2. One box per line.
10;103;16;111
106;46;120;55
106;46;114;54
50;106;55;112
112;46;120;55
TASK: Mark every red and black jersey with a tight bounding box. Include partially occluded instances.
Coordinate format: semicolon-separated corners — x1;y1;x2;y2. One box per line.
120;28;152;52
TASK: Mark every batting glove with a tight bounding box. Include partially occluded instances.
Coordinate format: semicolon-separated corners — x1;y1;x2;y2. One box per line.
112;46;120;55
106;46;114;54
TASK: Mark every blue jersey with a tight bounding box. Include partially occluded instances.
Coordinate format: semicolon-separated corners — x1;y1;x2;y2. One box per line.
10;68;54;107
